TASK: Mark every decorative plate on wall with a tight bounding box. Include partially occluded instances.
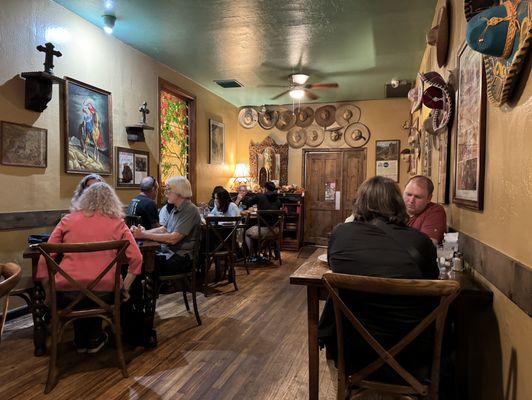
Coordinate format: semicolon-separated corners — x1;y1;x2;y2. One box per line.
238;107;258;129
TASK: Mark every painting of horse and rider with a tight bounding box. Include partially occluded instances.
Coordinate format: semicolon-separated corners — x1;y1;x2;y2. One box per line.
65;78;112;174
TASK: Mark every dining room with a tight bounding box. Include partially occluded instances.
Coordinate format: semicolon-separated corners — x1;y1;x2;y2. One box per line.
1;0;531;399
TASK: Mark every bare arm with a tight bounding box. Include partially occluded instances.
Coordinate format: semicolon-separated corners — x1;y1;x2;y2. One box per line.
131;224;185;245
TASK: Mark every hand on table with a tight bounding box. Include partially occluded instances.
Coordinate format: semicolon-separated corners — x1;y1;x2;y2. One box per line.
130;224;145;239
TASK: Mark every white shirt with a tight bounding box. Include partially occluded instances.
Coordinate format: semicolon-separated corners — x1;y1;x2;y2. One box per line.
211;202;241;217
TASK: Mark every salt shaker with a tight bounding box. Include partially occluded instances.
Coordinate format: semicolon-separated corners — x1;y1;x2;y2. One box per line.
452;252;464;271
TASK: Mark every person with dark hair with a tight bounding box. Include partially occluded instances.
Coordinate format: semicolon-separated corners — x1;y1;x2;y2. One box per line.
318;176;439;378
208;185;225;211
127;176;160;229
403;175;447;245
70;173;103;209
211;188;240;217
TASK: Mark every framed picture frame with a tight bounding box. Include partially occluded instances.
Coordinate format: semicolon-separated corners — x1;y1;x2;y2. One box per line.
115;147;150;188
209;119;224;164
375;140;400;182
453;43;486;211
64;77;112;175
0;121;47;168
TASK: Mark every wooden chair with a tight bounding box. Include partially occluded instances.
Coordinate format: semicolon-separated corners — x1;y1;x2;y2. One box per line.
322;272;460;400
124;214;141;228
36;240;130;393
157;228;202;325
256;210;285;265
0;263;22;343
203;216;242;295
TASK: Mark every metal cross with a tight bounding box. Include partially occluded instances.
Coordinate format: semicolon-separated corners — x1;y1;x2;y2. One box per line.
36;42;62;74
139;101;150;124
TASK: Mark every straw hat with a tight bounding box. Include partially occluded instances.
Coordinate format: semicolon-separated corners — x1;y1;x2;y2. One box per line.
238;107;258;129
305;128;325;147
287;128;307;148
314;105;336;127
426;4;450;67
276;110;297;131
344;123;370;148
258;109;279;130
335;104;360;126
295;107;314;127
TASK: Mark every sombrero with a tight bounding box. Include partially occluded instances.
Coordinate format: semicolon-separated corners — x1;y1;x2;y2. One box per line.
423;113;446;136
275;110;297;131
287;127;307;148
335;104;361;126
464;0;499;21
258;109;278;130
295;107;314;127
407;85;423;114
314;105;336;127
344;122;371;148
467;0;532;106
306;127;325;147
419;71;453;131
426;4;450;67
238;107;258;129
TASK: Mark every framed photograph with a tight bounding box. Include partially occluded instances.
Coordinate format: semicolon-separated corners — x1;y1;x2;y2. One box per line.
375;140;400;182
454;43;486;211
116;147;150;188
65;77;112;175
209;119;224;164
0;121;47;168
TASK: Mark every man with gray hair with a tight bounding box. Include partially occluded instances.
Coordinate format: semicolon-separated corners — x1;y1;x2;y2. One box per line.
127;176;160;229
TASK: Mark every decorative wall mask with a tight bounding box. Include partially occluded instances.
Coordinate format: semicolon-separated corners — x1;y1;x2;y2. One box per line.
287;127;307;148
258;109;278;130
238;107;258;128
305;127;325;147
335;104;361;126
314;105;336;127
344;122;370;148
295;107;314;127
249;136;288;186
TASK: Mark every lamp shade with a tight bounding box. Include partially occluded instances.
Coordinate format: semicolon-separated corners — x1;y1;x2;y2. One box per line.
233;163;249;180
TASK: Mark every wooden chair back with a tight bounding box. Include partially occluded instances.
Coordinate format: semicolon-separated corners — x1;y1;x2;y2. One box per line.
322;272;460;400
256;210;285;264
0;263;22;343
204;216;242;264
124;214;141;228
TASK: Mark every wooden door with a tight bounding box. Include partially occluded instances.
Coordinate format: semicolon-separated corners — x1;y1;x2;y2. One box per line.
303;149;366;244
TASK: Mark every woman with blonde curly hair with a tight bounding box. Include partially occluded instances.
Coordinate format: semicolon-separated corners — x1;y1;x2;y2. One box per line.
37;182;142;353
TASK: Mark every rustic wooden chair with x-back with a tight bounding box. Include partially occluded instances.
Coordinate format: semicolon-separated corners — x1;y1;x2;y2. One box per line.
203;216;242;295
35;240;130;394
124;214;142;228
323;272;460;400
0;262;22;344
255;210;285;265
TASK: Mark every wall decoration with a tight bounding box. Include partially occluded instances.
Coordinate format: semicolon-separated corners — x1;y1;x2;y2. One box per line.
306;127;325;147
0;121;47;168
115;147;150;188
238;107;258;129
209;119;224;164
454;43;486;211
287;128;306;148
65;77;112;175
344;122;371;148
325;181;336;201
437;127;451;204
249;136;288;187
375;140;400;182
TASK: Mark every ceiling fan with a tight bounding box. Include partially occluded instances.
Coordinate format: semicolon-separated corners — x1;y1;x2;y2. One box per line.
267;73;339;101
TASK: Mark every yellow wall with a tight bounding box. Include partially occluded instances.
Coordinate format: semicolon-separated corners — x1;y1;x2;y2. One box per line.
421;1;532;399
0;0;237;271
236;99;412;190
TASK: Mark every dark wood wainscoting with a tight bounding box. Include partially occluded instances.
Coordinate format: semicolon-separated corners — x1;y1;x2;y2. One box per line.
0;210;67;231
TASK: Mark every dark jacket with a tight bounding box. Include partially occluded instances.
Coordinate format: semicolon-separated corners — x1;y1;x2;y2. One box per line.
243;191;282;224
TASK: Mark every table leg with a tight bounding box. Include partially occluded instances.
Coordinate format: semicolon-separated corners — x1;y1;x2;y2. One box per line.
307;286;319;400
32;281;48;356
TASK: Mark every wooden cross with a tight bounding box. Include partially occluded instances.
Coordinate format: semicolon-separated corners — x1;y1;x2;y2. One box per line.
139;101;150;124
36;42;62;74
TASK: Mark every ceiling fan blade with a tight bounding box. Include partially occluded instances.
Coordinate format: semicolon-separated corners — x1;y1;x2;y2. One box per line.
258;84;289;88
306;82;339;89
304;90;319;100
271;89;291;100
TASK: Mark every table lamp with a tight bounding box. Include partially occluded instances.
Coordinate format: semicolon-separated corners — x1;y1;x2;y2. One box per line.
232;163;250;189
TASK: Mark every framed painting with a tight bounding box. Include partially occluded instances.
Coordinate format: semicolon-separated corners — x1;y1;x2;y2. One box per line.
65;77;112;175
116;147;150;188
209;119;224;164
453;43;486;211
0;121;47;168
375;140;400;182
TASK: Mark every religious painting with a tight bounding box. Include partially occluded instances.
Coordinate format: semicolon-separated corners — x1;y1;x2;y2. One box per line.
454;43;486;211
325;181;336;201
209;119;224;164
115;147;150;188
0;121;47;168
65;77;112;175
249;136;289;187
375;140;400;182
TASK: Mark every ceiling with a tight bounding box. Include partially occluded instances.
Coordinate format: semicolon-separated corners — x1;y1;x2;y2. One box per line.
53;0;437;107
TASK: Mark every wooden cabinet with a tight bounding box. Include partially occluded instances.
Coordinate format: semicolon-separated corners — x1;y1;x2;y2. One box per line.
280;194;304;251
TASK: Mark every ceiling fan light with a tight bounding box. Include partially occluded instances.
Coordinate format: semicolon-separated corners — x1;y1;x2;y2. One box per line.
289;89;305;99
292;73;309;85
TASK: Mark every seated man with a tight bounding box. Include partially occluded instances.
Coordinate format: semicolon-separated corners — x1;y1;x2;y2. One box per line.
132;176;200;275
403;175;446;245
127;176;160;229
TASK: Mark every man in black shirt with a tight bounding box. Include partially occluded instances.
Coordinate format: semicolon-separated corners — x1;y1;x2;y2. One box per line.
127;176;160;229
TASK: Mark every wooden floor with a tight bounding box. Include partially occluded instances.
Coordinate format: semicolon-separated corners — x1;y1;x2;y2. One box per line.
0;250;338;399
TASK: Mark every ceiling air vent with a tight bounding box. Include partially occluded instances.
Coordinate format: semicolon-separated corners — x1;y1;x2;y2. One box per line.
385;81;412;98
214;79;243;88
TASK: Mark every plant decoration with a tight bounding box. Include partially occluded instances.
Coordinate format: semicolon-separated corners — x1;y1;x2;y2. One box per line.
159;89;189;183
280;184;305;194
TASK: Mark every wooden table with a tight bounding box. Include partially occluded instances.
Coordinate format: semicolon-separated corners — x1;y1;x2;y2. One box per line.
23;240;160;356
289;248;493;400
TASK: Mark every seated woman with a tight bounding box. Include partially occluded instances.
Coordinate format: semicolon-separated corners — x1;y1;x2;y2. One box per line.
132;176;201;276
37;182;143;354
210;188;240;217
318;176;438;380
70;173;103;207
207;185;225;211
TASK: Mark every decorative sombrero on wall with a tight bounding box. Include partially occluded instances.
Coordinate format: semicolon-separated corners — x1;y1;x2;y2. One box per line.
276;110;297;131
335;104;361;126
419;71;453;132
258;109;278;130
464;0;499;21
295;107;314;127
306;127;325;147
314;105;336;127
426;3;450;67
238;107;258;129
287;127;307;148
344;122;371;148
467;0;532;106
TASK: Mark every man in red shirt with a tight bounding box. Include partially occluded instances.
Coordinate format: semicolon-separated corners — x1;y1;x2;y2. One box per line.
403;175;446;245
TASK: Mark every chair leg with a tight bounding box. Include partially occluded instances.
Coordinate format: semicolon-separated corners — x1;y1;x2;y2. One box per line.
230;257;238;292
203;260;210;297
182;281;190;311
113;316;128;378
44;320;59;394
190;275;202;326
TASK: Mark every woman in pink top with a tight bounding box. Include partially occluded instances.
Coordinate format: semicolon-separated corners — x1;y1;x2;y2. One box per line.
37;182;143;353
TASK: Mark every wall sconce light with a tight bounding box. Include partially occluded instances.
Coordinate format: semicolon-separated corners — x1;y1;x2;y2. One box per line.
102;15;116;34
